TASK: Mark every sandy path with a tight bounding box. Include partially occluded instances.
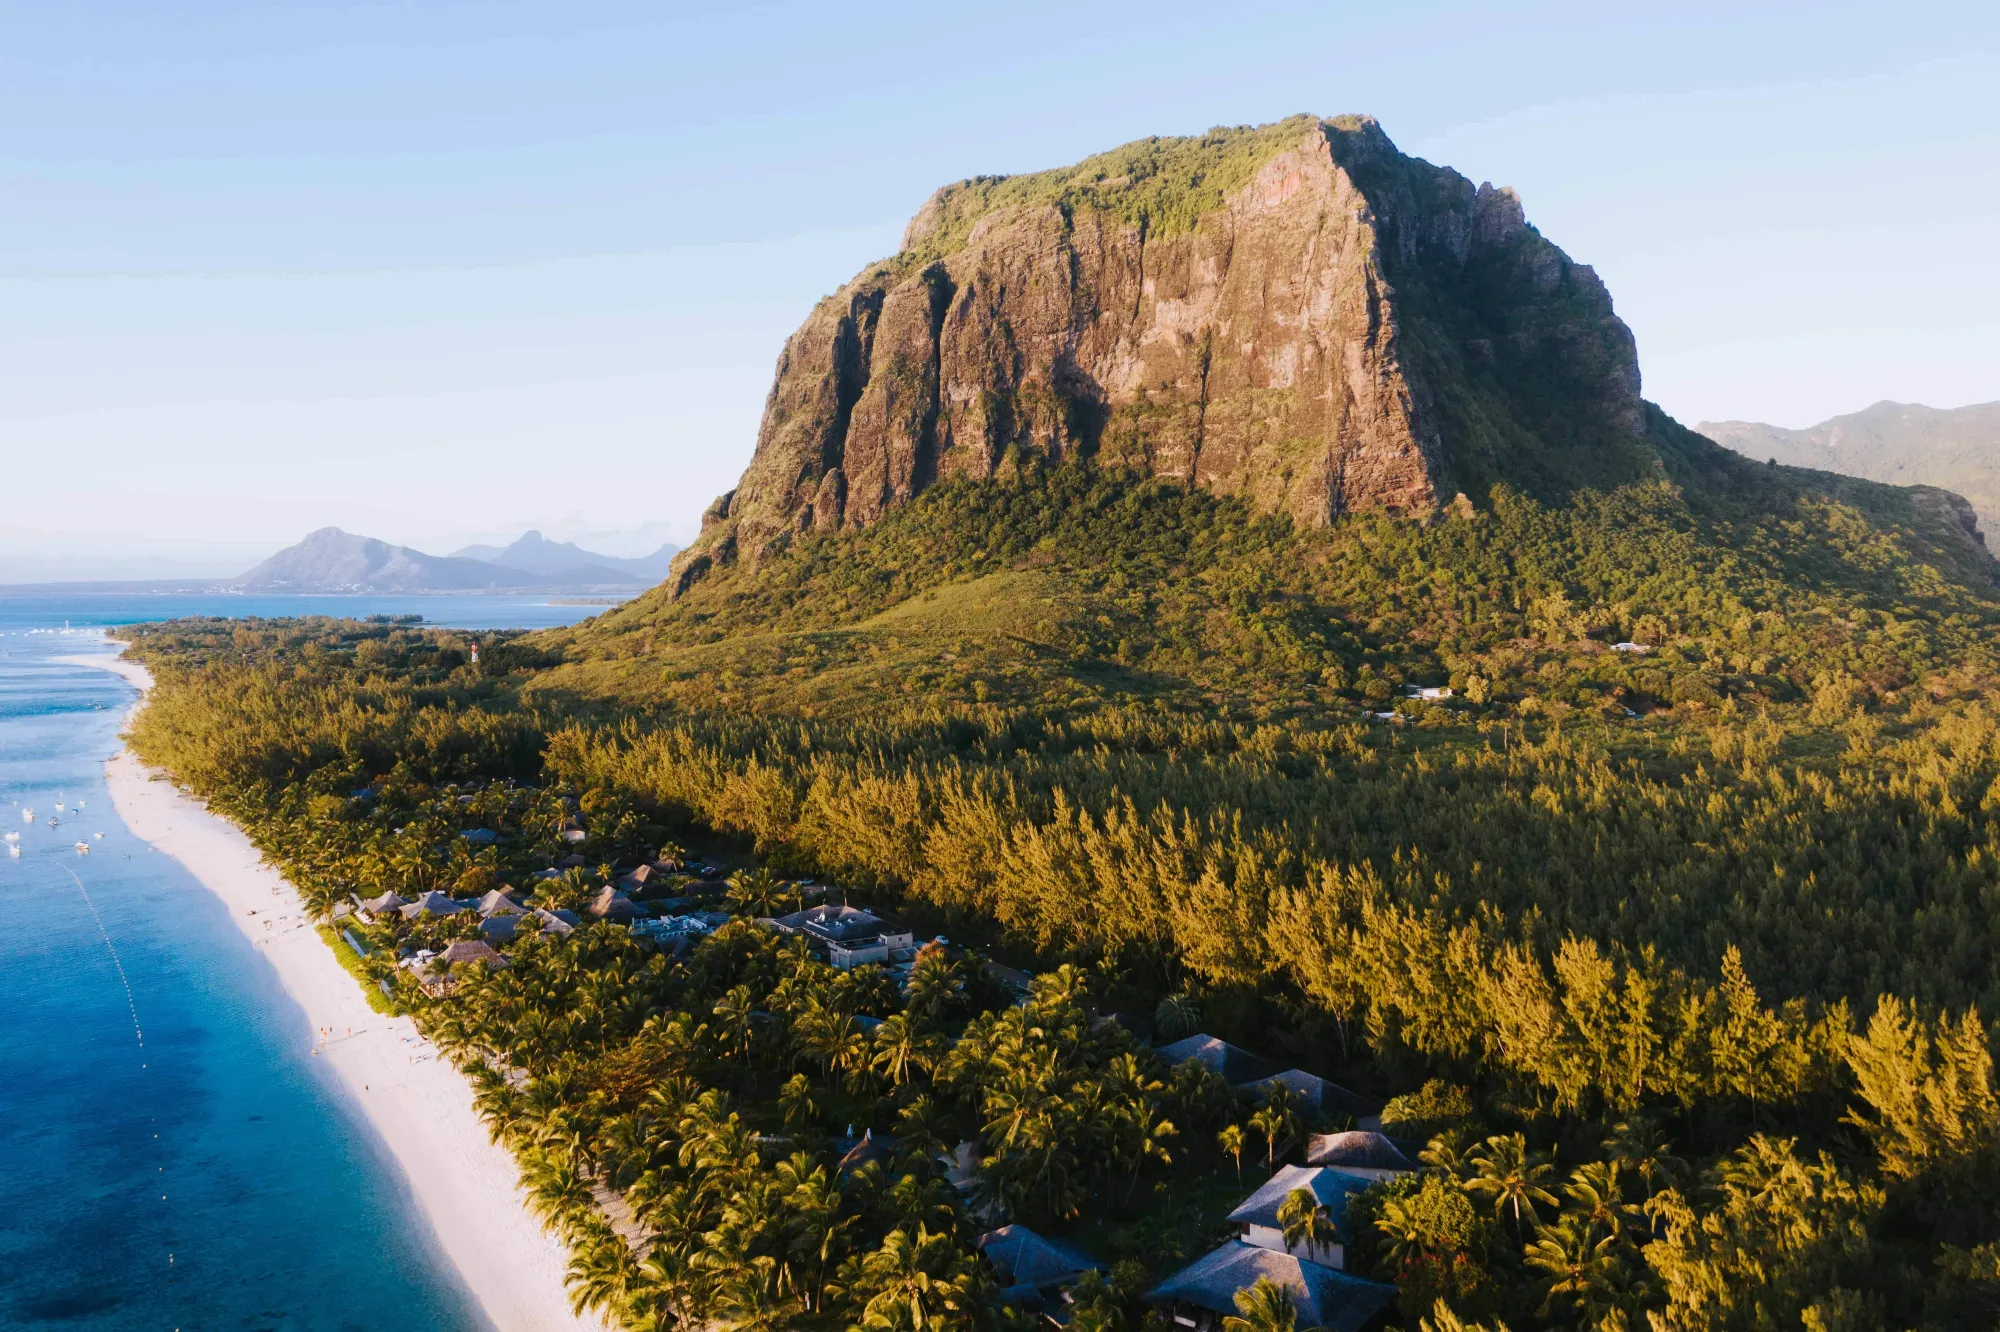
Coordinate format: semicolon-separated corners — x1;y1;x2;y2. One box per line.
62;651;603;1332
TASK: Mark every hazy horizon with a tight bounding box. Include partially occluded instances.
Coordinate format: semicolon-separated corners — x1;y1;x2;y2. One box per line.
4;1;1995;582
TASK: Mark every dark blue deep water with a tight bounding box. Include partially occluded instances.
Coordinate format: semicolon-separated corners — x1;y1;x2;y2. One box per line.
0;595;602;1330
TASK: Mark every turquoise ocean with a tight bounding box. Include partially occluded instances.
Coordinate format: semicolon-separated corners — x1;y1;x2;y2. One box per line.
0;594;602;1330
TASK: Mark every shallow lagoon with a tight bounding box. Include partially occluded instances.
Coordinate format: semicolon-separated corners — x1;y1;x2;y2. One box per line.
0;595;598;1328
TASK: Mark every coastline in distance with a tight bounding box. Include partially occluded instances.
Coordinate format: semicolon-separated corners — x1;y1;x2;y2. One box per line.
1;527;680;597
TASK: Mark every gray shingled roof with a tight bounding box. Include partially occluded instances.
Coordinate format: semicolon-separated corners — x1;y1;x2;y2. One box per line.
535;907;577;936
1243;1068;1377;1118
399;890;468;918
589;886;639;920
1154;1034;1281;1085
977;1225;1100;1289
1305;1131;1415;1173
837;1129;895;1174
1146;1241;1395;1332
476;889;524;918
1226;1165;1375;1232
773;904;894;944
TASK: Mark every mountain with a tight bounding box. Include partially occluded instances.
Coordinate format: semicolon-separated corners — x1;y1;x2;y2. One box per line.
120;116;2000;1327
233;527;664;593
671;113;1651;595
449;531;680;584
1699;399;2000;539
235;528;522;592
566;113;1989;723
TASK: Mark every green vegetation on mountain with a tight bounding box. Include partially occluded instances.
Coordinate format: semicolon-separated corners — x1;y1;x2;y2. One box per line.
118;418;2000;1327
897;115;1327;264
109;113;2000;1332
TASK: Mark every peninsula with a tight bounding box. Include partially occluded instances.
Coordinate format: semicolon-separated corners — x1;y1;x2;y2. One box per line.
110;115;2000;1332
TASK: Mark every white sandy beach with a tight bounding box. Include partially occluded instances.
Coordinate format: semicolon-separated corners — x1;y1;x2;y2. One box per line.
65;652;602;1332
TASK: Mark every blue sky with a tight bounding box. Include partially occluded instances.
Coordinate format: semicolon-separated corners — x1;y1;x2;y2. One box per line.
2;1;1995;578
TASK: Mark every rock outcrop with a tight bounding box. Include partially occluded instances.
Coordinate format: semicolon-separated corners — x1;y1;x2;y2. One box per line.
677;114;1652;586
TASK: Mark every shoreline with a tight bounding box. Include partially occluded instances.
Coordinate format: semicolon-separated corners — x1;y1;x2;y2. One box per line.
63;651;601;1332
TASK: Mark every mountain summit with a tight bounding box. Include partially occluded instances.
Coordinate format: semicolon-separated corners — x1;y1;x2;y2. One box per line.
674;114;1648;591
235;527;677;593
237;528;516;592
450;531;680;583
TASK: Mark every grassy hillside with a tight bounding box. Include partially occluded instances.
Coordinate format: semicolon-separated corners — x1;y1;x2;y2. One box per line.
559;410;1995;724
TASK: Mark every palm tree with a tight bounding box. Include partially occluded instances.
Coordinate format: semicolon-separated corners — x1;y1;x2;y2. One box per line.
1419;1128;1474;1179
1027;963;1089;1010
1218;1123;1246;1185
1249;1096;1300;1171
1602;1118;1686;1201
711;1255;803;1332
1116;1099;1178;1203
597;1110;656;1191
797;1004;869;1089
885;1171;959;1236
774;1153;853;1311
1417;1299;1514;1332
1066;1269;1127;1332
870;1013;943;1087
896;1094;952;1166
469;1066;524;1144
1465;1133;1560;1243
1523;1212;1625;1321
849;1225;984;1332
778;1072;819;1133
1563;1159;1640;1241
520;1147;592;1227
1222;1277;1319;1332
1277;1187;1338;1264
635;1180;711;1268
725;867;784;918
1154;992;1202;1041
713;984;759;1066
564;1233;635;1318
630;1247;698;1331
1374;1191;1432;1277
902;945;964;1026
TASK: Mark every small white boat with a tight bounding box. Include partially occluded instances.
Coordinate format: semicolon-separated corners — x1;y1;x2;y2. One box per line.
93;832;104;840
46;817;57;828
6;844;18;858
20;809;31;824
74;842;89;855
54;802;64;813
3;832;17;843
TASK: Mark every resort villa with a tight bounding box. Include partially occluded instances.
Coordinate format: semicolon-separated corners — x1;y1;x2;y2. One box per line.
766;904;916;969
1145;1153;1406;1332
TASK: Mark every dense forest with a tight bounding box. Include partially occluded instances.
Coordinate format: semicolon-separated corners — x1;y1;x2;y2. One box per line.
119;439;2000;1330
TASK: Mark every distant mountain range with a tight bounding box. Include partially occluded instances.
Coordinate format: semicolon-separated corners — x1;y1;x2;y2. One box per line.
0;529;682;595
448;531;682;583
1700;401;2000;539
234;528;681;593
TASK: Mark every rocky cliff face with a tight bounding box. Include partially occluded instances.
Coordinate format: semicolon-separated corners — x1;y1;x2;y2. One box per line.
676;115;1651;591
